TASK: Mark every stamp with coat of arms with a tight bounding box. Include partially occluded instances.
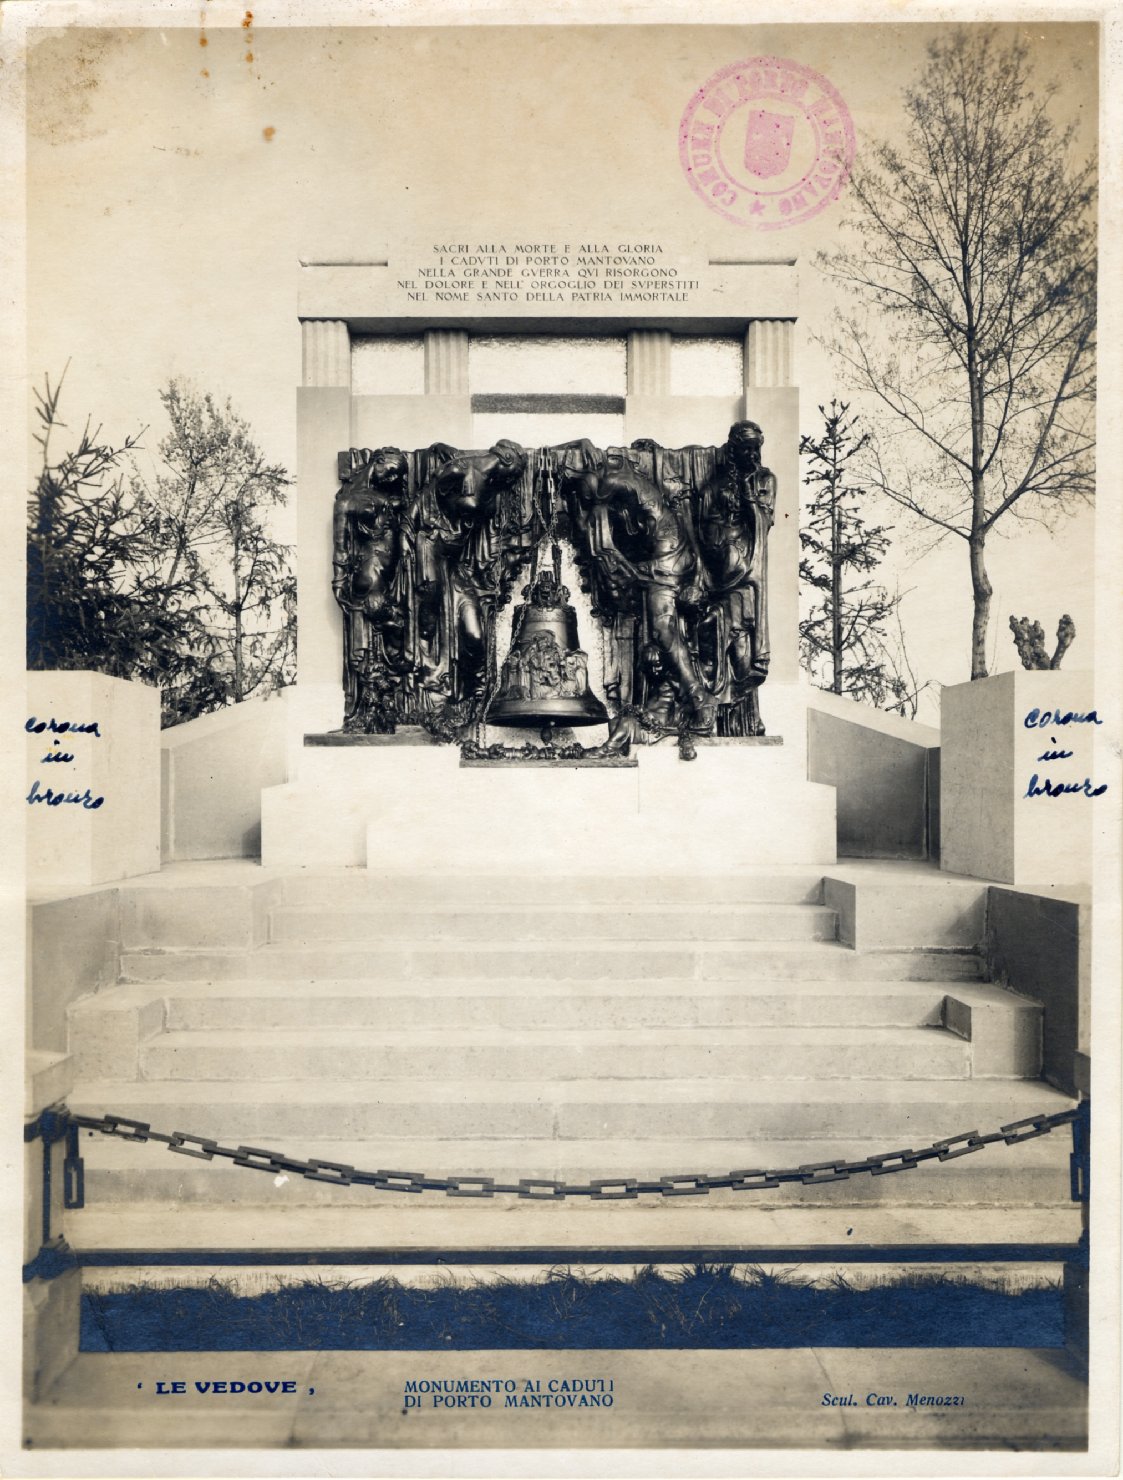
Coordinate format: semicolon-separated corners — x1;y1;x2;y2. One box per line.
678;56;855;230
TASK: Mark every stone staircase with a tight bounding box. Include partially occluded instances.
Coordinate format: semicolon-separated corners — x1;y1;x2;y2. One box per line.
62;869;1081;1255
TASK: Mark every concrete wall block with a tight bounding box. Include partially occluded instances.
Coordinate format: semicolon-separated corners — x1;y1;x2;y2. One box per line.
941;671;1096;886
350;392;474;451
943;985;1043;1078
822;877;857;947
23;1270;81;1403
986;887;1084;1094
623;394;742;450
162;697;289;862
29;889;120;1054
67;993;164;1080
27;671;161;890
941;674;1016;881
25;1050;75;1120
926;747;941;860
808;708;930;859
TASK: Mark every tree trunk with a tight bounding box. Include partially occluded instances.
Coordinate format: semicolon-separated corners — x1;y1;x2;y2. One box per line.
968;533;992;680
830;487;843;693
232;530;244;703
963;242;989;682
234;606;244;702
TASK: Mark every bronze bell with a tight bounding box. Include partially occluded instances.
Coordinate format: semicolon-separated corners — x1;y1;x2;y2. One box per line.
486;568;609;730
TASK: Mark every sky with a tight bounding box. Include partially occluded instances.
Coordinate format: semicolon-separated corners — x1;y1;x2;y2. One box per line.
22;14;1100;722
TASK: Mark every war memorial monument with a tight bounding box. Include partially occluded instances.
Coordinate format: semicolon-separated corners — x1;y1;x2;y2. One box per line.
21;249;1096;1453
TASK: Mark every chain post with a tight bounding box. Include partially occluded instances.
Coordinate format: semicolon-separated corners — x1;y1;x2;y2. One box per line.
25;1106;72;1247
1070;1098;1090;1206
62;1120;85;1210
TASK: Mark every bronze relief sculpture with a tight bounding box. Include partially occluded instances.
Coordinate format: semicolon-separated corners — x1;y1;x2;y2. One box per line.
331;423;776;755
332;446;410;734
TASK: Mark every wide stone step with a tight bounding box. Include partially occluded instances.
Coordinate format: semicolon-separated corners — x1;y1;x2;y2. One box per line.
160;978;948;1031
63;1198;1084;1254
74;1130;1076;1210
69;1075;1072;1143
280;869;827;909
268;902;838;944
137;1025;971;1083
118;942;984;984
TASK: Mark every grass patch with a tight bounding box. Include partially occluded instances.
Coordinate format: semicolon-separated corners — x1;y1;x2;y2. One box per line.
80;1265;1065;1351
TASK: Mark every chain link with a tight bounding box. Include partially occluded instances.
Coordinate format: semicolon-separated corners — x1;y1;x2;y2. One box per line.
62;1106;1080;1200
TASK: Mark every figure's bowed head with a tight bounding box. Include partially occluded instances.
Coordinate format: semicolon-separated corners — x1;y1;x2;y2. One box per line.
728;421;764;468
367;447;408;490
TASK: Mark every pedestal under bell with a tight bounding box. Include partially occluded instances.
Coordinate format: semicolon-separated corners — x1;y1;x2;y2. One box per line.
486;568;609;730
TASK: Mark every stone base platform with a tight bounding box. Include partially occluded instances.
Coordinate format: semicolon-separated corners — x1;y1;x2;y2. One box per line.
260;740;836;870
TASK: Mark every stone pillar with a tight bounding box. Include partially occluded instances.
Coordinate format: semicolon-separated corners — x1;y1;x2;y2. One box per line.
26;671;161;889
745;318;798;685
297;318;352;732
424;329;469;395
941;670;1096;885
745;317;793;389
627;330;672;396
301;319;350;389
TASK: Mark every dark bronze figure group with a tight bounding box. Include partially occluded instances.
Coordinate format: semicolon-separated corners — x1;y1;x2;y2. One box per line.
331;423;776;754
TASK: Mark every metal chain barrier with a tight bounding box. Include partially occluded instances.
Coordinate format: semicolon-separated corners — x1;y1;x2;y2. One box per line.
31;1105;1081;1202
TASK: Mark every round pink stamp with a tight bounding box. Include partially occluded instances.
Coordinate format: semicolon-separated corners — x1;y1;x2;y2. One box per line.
679;56;855;230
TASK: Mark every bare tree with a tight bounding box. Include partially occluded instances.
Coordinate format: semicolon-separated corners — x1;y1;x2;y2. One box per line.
821;28;1096;678
140;381;295;705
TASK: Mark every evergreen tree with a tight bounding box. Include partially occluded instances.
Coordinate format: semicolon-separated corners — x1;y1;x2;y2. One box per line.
26;373;218;709
27;372;296;726
799;401;920;713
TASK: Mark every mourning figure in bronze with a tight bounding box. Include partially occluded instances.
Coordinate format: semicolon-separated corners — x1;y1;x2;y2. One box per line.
405;438;529;711
695;420;776;736
332;446;409;732
557;437;715;730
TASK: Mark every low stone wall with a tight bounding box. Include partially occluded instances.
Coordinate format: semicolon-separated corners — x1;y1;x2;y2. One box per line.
985;886;1089;1096
162;693;289;861
27;867;283;1054
27;890;120;1054
805;690;939;860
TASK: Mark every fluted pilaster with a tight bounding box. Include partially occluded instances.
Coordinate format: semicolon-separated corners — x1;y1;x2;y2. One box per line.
744;319;794;389
627;330;673;397
424;329;470;395
301;319;350;389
